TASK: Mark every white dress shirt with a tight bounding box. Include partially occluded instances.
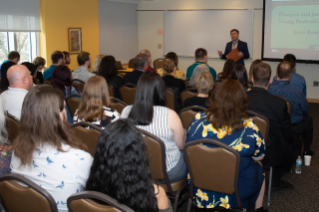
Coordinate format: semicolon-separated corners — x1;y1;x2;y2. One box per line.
1;87;28;120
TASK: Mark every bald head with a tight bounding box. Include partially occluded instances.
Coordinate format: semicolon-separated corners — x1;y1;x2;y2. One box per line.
277;61;293;80
7;65;33;90
140;49;152;64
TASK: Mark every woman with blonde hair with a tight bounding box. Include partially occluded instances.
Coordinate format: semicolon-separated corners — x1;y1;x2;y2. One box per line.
73;76;120;129
91;55;105;73
189;64;210;88
11;85;93;212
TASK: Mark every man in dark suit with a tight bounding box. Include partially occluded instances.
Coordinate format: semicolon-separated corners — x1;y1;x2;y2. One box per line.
123;53;149;85
247;62;300;191
217;29;250;66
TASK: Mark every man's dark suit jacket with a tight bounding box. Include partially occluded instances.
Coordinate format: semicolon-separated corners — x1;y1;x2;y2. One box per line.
247;87;293;167
123;70;144;85
0;61;16;91
162;75;185;112
221;40;250;66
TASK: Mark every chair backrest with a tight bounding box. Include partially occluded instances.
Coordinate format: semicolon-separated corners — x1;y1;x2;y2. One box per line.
273;95;292;117
72;79;86;84
43;80;51;85
67;191;134;212
153;58;164;70
247;110;269;141
72;82;85;92
71;122;102;157
179;106;207;129
110;97;127;114
164;88;175;111
0;173;58;212
119;83;136;105
6;112;19;143
184;79;190;88
115;61;124;70
128;58;135;69
108;86;114;97
66;94;82;117
139;129;174;193
184;139;242;208
180;89;197;107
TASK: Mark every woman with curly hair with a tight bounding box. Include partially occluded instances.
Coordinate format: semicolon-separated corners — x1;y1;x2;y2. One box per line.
11;85;92;212
86;119;172;212
186;79;267;212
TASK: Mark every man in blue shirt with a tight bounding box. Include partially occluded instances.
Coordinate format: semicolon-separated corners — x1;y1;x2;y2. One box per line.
273;54;306;96
186;48;216;80
43;51;64;81
269;62;313;156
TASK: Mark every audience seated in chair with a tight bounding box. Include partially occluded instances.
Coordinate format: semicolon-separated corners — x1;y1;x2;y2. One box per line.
157;52;186;80
247;62;299;191
184;72;213;108
189;64;211;88
273;54;306;96
22;62;40;85
10;85;93;212
216;59;236;81
162;59;185;112
90;54;105;74
72;51;95;82
231;64;249;90
269;62;313;156
186;48;216;80
43;51;64;81
62;51;71;66
86;119;173;212
73;76;120;129
51;65;82;124
123;53;149;85
121;71;186;183
33;57;46;84
140;49;157;72
186;79;267;212
0;51;20;91
98;56;124;100
1;65;33;120
248;59;262;86
0;101;9;177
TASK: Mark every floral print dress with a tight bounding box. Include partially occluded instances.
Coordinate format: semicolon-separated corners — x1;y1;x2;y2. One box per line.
186;112;266;210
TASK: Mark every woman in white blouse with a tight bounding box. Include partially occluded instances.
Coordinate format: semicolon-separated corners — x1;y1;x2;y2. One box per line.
11;85;93;212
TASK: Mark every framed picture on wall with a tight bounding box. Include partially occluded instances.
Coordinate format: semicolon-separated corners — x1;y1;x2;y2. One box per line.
68;28;82;54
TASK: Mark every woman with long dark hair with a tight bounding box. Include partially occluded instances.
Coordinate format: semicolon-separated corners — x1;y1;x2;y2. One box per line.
217;59;236;81
98;55;123;99
51;65;81;124
186;79;266;211
86;119;172;212
11;85;92;212
231;64;249;90
121;71;186;182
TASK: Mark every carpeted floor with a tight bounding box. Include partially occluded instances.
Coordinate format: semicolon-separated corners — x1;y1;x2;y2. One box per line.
177;103;319;212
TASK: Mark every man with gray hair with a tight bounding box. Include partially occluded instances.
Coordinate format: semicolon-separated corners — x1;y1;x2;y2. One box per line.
140;49;156;72
123;53;149;85
189;64;210;88
1;65;33;120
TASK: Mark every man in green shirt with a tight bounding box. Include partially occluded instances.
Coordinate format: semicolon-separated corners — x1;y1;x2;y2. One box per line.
186;48;216;80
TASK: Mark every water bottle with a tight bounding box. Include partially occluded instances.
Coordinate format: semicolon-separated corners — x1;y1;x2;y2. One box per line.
295;156;302;174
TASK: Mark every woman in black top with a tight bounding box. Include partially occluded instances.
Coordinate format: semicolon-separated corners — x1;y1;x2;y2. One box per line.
184;71;214;108
98;56;124;99
33;57;46;84
162;59;185;112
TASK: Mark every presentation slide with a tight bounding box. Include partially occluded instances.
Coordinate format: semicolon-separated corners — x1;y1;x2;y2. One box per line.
263;0;319;62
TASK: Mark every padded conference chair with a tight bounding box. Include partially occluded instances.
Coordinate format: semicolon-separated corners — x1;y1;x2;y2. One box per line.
72;79;85;92
128;58;135;69
247;110;271;206
184;79;190;88
184;139;245;212
273;95;293;117
108;85;114;97
67;191;134;212
71;122;102;157
66;94;82;117
6;112;19;143
153;58;164;70
140;129;188;212
43;80;51;85
179;106;206;129
110;97;127;114
0;173;58;212
164;88;175;111
180;89;197;107
119;83;136;105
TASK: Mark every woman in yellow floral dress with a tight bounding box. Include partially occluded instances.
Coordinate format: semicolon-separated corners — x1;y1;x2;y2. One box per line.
186;79;267;212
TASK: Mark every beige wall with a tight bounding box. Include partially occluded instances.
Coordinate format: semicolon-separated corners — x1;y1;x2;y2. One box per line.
137;0;319;98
